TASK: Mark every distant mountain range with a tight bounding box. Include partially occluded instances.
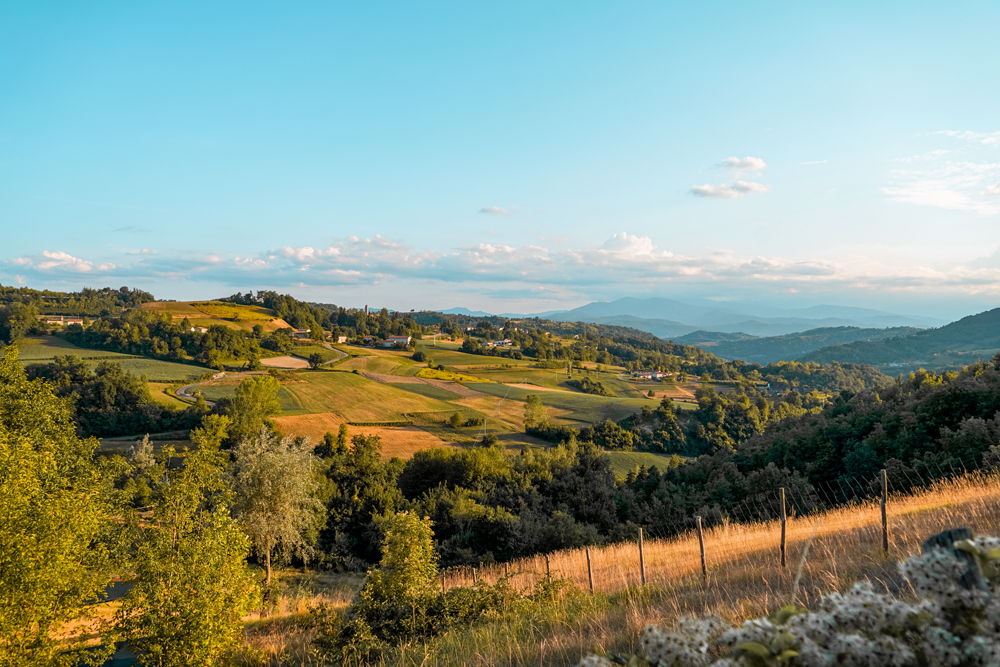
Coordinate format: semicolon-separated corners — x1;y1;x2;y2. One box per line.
438;297;1000;372
544;297;941;336
440;297;943;337
799;307;1000;371
675;326;922;365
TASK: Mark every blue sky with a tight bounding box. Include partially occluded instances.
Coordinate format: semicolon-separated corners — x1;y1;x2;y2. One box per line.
2;1;999;319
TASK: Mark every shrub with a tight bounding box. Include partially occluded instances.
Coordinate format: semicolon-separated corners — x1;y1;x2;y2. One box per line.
317;511;580;663
578;527;1000;667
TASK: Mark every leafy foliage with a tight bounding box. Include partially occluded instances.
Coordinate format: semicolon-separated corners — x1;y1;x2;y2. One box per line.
108;441;260;667
231;429;326;585
25;354;207;437
0;346;125;667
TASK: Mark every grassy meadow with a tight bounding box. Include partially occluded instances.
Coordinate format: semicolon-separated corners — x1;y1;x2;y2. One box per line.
14;336;211;381
238;473;1000;667
605;450;687;478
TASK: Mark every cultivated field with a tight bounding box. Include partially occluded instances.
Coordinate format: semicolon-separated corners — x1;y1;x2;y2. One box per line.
139;300;292;332
15;335;135;361
271;413;453;459
465;382;664;423
260;356;310;369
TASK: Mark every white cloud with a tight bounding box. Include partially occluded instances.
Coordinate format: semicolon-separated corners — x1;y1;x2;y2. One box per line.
936;130;1000;147
37;251;94;272
721;156;767;171
11;232;1000;301
140;248;151;254
882;161;1000;215
690;180;770;199
984;183;1000;196
479;206;508;215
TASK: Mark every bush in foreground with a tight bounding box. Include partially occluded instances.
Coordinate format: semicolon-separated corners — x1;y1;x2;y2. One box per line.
316;511;579;664
580;527;1000;667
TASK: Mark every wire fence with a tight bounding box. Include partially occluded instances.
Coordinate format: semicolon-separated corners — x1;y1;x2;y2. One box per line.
439;466;1000;596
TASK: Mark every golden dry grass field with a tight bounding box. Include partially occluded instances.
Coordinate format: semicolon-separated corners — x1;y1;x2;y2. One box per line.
271;412;454;459
235;473;1000;667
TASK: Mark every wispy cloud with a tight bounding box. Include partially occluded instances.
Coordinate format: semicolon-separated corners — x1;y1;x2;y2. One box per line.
15;250;116;273
883;161;1000;215
479;206;508;215
690;180;770;199
883;131;1000;215
721;156;767;171
936;130;1000;147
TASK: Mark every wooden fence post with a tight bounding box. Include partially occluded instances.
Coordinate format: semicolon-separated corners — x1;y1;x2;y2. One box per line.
780;487;787;568
586;547;594;593
697;516;707;583
545;554;550;577
880;469;888;553
638;527;646;585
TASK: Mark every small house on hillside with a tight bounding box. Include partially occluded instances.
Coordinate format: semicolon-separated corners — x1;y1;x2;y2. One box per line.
190;326;209;333
335;335;348;344
387;335;411;346
291;329;311;339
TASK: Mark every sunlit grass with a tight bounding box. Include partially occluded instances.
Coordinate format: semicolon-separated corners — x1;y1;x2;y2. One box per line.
233;472;1000;666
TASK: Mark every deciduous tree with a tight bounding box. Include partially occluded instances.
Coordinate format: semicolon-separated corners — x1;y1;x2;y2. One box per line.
109;442;258;667
230;429;325;586
0;346;124;667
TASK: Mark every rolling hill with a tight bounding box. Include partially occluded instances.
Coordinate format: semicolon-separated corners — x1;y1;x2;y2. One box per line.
799;307;1000;371
139;301;293;332
678;326;921;364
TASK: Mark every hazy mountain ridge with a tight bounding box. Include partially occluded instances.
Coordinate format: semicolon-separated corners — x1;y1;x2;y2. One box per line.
678;326;922;365
799;307;1000;370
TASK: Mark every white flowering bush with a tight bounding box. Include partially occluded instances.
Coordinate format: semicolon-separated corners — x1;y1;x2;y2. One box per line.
579;530;1000;667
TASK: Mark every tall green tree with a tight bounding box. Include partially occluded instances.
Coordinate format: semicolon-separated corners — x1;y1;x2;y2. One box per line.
222;374;282;444
0;346;124;667
523;394;548;429
109;441;259;667
230;429;325;586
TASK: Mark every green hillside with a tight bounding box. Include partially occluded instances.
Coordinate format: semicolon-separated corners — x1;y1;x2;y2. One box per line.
683;325;920;364
799;308;1000;371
